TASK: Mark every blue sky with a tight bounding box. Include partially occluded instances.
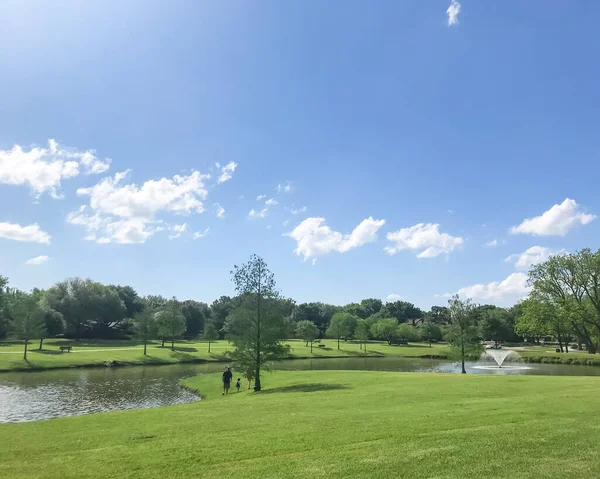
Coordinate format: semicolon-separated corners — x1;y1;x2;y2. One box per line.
1;1;599;309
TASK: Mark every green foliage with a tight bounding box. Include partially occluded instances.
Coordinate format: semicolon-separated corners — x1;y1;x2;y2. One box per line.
225;254;290;390
155;299;186;350
478;307;513;344
133;309;156;355
354;318;372;350
342;302;367;319
12;294;46;360
295;302;340;337
375;301;423;325
202;320;218;352
326;312;357;348
529;248;600;353
420;322;443;346
396;323;420;342
360;298;382;317
181;300;209;339
446;295;483;373
428;306;450;325
295;320;319;346
370;318;399;345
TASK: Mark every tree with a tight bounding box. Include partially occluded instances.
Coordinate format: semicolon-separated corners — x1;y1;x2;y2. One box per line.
360;298;383;317
342;303;367;319
110;285;144;319
12;294;46;360
156;299;186;351
39;308;64;350
295;320;319;352
225;254;289;391
210;296;236;339
355;318;371;352
529;249;600;354
428;306;450;325
396;323;420;343
181;300;209;339
295;302;340;337
326;312;357;349
446;295;482;374
383;301;423;326
371;318;399;345
516;298;573;352
203;321;218;353
133;309;156;355
420;322;443;347
0;275;10;339
478;307;512;347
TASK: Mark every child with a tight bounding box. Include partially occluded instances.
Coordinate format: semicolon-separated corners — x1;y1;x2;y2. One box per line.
235;378;241;392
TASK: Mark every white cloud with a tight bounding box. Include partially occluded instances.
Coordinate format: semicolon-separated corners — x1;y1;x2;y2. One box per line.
25;255;51;265
213;203;225;218
276;181;292;194
286;216;386;261
266;225;272;230
505;246;566;272
290;206;307;215
282;220;290;227
168;223;187;240
265;198;278;207
447;0;461;26
256;195;266;201
193;227;210;239
0;139;110;198
384;223;463;258
386;293;404;302
484;239;499;247
249;208;269;219
451;273;531;304
215;162;237;184
0;222;51;244
68;170;209;244
510;198;596;237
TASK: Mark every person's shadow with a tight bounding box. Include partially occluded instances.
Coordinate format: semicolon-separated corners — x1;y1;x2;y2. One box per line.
258;383;351;394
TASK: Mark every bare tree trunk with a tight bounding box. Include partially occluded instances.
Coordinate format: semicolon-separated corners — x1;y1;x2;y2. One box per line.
461;343;466;374
255;289;262;392
23;339;28;360
161;337;165;347
39;338;44;350
143;336;147;356
310;340;313;353
208;340;211;353
171;335;175;351
337;337;340;349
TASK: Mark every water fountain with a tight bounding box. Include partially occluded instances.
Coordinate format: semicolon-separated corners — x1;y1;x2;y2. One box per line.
472;348;533;372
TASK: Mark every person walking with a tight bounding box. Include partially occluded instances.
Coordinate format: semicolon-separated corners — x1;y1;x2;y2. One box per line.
246;367;254;390
222;366;233;395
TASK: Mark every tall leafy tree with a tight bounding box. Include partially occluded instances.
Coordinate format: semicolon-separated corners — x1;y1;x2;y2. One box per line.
516;298;573;352
225;255;289;391
12;294;46;360
360;298;382;317
181;300;209;338
478;307;513;347
210;296;236;339
133;308;156;355
156;299;186;351
110;285;144;319
295;320;319;352
446;295;482;374
420;322;443;347
0;275;10;339
355;318;372;352
428;306;450;325
371;318;399;345
326;312;357;349
203;320;218;353
342;303;367;319
396;323;420;343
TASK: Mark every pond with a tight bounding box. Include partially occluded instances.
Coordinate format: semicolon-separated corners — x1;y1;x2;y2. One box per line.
2;357;600;423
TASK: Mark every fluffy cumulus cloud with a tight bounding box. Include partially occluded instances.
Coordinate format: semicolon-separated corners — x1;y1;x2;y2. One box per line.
452;273;531;304
0;139;110;198
25;255;51;265
286;216;386;261
505;246;566;271
510;198;596;237
67;170;209;244
215;162;237;184
249;197;278;219
0;222;51;244
447;0;461;26
213;203;225;218
384;223;463;258
290;206;307;215
256;195;266;201
386;293;404;302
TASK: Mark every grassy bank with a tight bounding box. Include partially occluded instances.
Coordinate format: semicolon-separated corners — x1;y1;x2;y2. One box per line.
0;339;448;372
2;371;600;478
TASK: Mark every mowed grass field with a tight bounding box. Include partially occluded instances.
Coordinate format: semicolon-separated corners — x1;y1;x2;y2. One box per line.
2;370;600;478
0;339;449;372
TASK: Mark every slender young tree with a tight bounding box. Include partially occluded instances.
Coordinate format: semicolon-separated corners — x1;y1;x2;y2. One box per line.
326;312;356;349
156;299;186;351
446;295;482;374
225;255;289;391
13;294;46;360
355;318;371;352
295;320;319;352
133;309;156;355
203;321;218;353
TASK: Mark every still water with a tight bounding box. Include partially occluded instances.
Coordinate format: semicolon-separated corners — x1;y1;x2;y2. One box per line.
1;357;600;423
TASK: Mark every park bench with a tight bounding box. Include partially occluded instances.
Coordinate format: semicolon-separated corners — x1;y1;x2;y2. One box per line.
318;344;326;349
59;346;73;353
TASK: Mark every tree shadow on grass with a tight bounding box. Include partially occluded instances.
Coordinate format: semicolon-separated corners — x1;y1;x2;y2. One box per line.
344;349;385;357
172;346;198;353
36;350;64;355
259;383;352;394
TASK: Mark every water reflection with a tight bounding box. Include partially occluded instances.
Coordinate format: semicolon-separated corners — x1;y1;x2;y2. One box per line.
2;357;600;423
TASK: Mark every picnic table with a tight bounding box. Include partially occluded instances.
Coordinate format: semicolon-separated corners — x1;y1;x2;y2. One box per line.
318;344;326;349
59;346;73;353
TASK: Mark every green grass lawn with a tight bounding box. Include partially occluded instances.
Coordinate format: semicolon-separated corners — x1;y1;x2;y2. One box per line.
2;370;600;478
0;339;448;372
